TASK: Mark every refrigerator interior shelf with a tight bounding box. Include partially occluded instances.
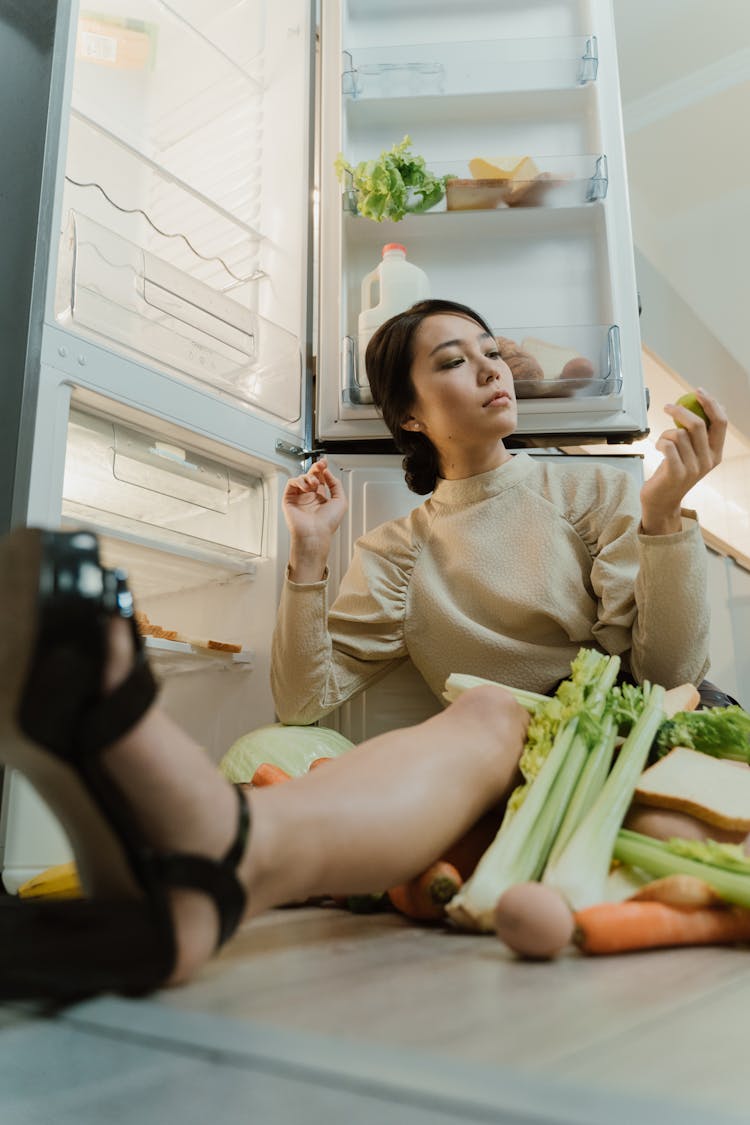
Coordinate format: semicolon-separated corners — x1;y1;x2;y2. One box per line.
57;211;302;422
144;636;254;674
342;35;598;100
342;155;608;216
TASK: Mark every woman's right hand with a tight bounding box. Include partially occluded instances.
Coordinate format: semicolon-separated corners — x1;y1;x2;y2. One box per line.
282;459;348;582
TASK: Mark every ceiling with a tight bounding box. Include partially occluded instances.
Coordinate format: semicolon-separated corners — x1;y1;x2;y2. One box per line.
612;0;750;387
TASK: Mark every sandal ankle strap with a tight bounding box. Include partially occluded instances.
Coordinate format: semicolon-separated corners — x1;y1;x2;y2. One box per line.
148;787;250;949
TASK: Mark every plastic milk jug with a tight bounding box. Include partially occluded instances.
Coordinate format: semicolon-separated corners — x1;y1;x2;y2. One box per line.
358;243;430;387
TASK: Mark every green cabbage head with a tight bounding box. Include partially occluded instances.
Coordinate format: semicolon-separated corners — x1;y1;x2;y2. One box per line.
219;723;354;782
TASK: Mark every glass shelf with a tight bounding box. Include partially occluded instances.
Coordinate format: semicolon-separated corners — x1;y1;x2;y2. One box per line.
342;155;608;217
342;35;598;100
56;210;302;420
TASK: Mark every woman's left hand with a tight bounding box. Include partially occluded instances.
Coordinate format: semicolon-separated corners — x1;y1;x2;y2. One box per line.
639;387;727;535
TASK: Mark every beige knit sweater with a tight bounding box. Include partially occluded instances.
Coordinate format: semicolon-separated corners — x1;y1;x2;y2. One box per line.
271;453;710;725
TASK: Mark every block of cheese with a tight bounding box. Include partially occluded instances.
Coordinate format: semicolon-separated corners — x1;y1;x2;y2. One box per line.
469;155;539;183
468;155;541;206
634;747;750;832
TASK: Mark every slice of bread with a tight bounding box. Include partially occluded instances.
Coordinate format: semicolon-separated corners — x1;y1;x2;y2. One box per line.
662;682;700;718
635;746;750;832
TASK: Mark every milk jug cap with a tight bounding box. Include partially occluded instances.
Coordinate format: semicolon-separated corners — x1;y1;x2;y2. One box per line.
382;243;407;256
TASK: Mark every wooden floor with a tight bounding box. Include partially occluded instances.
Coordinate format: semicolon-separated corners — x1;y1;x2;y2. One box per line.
155;903;750;1120
3;903;749;1122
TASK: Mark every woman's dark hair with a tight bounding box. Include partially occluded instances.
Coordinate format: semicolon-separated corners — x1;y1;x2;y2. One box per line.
364;298;495;494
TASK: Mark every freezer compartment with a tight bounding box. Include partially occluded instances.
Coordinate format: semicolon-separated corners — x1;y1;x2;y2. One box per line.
342;35;598;100
62;406;266;564
57;211;301;421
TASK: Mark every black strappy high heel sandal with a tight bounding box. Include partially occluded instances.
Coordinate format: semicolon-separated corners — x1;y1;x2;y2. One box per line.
0;528;250;1002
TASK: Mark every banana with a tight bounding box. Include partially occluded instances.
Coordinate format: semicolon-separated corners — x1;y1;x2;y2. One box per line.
18;861;83;900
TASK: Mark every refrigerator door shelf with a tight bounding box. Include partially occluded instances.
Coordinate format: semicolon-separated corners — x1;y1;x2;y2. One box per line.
57;211;302;423
342;325;623;410
144;637;254;675
342;36;597;100
63;407;266;563
341;154;608;217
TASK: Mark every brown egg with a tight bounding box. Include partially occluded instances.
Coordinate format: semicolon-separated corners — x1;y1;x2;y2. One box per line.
560;356;595;383
493;882;575;960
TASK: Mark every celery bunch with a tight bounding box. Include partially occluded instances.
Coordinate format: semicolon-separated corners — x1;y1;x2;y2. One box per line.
445;649;655;930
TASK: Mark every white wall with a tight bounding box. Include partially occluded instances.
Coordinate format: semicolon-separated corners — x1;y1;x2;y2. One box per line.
705;548;750;709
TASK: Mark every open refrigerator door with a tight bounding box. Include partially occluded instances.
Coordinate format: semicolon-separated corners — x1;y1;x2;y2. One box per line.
316;0;647;444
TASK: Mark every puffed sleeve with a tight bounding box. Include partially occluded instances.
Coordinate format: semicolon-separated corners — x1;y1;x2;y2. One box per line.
572;465;710;688
271;516;416;725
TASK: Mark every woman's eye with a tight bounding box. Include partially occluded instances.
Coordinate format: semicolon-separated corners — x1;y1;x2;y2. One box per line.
441;357;464;369
486;350;502;360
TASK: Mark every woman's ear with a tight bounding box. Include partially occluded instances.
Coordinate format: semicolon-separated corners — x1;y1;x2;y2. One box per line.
401;417;421;432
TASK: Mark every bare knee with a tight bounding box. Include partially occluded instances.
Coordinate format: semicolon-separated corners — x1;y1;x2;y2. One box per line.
448;684;529;748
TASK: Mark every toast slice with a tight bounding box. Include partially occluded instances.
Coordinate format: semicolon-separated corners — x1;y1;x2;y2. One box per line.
635;746;750;832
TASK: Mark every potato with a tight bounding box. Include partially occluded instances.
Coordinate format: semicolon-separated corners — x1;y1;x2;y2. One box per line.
493;882;575;960
560;356;595;383
495;336;544;382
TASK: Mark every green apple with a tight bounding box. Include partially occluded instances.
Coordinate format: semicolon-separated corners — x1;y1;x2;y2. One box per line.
675;391;709;428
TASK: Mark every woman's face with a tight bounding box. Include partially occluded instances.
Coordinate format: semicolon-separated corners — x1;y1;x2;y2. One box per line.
402;313;518;462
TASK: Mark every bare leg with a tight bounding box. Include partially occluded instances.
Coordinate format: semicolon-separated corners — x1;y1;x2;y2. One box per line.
100;622;527;984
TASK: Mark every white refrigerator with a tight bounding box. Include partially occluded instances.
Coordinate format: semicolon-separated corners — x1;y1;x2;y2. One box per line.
0;0;645;890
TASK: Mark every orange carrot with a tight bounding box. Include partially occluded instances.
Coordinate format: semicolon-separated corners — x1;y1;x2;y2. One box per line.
250;762;292;788
388;861;462;921
308;757;333;771
574;900;750;955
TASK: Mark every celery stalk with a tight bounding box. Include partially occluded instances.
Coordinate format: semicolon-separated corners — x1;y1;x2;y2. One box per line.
442;672;549;712
543;714;618;872
541;684;666;911
446;719;580;931
524;730;590;881
614;830;750;908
